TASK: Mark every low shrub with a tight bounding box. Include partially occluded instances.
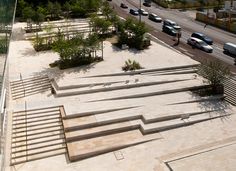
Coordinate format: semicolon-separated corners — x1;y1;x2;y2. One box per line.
122;59;143;71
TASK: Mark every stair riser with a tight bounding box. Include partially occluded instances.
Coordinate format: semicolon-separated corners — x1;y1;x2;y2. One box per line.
66;125;138;142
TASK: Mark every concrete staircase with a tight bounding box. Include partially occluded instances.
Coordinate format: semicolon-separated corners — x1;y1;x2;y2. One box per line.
10;75;51;100
11;106;66;165
61;107;230;161
224;77;236;106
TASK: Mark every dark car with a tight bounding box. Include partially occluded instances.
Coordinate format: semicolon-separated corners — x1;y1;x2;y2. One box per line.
143;2;151;7
148;13;162;22
162;25;178;36
191;32;213;45
120;3;128;8
129;9;139;15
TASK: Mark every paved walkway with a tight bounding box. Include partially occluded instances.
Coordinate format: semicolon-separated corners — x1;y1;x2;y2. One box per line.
5;21;236;171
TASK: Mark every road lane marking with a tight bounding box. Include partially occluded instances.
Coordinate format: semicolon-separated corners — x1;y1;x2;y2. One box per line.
184;52;194;57
179;47;187;52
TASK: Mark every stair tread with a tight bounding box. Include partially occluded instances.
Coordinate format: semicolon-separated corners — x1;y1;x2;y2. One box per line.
12;134;65;147
66;121;133;139
64;115;97;128
12;126;63;137
12;139;65;153
11;147;66;165
67;130;160;160
12;143;66;158
12;130;64;142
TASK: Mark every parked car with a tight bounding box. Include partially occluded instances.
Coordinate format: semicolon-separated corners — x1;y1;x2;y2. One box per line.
130;9;139;15
223;42;236;57
191;32;213;45
187;37;213;53
138;9;148;16
162;25;178;36
148;13;162;22
143;2;151;7
120;3;128;9
163;19;181;30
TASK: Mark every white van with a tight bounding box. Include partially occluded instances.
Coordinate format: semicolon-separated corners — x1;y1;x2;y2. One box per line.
223;43;236;56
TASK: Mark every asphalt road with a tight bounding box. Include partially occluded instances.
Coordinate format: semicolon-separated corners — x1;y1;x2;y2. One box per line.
109;0;236;74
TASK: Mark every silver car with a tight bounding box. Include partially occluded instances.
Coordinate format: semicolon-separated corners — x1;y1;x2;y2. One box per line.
187;37;213;53
138;9;148;16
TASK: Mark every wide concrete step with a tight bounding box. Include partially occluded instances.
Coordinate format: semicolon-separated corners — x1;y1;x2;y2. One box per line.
85;64;199;78
142;112;230;134
55;79;190;97
67;130;160;161
65;121;137;142
83;80;206;102
142;68;197;76
63;115;98;131
55;73;195;90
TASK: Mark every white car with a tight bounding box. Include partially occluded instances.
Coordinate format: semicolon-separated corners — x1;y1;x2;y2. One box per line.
148;13;162;22
187;37;213;53
138;9;148;16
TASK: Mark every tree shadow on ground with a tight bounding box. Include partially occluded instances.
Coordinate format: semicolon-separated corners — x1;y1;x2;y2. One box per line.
31;62;98;82
111;43;143;55
20;47;49;57
189;91;233;121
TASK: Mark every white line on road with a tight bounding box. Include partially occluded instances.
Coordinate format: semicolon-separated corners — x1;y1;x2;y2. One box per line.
184;52;194;57
179;47;187;52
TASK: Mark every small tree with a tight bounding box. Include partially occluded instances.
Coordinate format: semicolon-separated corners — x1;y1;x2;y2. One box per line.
63;1;71;19
47;1;61;19
197;61;230;94
32;8;45;30
90;17;112;35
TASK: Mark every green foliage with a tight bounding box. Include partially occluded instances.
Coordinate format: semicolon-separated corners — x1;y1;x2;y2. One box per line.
117;18;149;50
63;1;71;18
101;1;113;19
70;0;101;18
17;0;104;21
122;59;143;71
50;33;102;69
47;1;61;20
16;0;27;17
32;8;45;25
90;17;112;34
22;6;34;20
0;38;7;54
